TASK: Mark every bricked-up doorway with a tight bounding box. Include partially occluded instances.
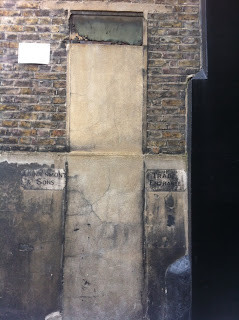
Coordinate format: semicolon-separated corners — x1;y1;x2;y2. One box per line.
64;12;146;320
192;0;239;318
67;11;145;153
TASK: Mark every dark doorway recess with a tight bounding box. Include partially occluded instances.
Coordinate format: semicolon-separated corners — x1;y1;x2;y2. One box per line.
192;0;239;319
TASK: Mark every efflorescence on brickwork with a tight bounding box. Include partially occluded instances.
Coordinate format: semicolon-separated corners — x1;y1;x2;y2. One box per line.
0;0;200;153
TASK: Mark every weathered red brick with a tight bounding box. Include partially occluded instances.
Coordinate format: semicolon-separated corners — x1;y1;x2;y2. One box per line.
16;2;39;9
50;130;66;137
2;120;18;127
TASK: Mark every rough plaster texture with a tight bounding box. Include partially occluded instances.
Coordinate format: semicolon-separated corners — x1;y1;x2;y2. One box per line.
0;154;66;319
144;155;188;319
69;44;143;153
0;152;189;320
63;154;145;320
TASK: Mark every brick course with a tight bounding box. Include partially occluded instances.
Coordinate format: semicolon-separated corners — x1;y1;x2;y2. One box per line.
0;0;68;152
147;2;200;154
0;0;200;153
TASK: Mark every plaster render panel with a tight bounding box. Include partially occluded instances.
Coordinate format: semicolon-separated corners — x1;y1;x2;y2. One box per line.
69;44;143;153
63;155;144;320
0;158;65;319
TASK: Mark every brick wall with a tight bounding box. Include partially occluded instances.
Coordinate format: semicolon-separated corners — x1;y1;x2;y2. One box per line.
0;0;68;152
147;2;201;154
0;0;200;153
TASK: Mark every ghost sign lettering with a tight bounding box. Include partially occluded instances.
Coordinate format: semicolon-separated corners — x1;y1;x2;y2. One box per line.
21;168;66;190
146;169;187;192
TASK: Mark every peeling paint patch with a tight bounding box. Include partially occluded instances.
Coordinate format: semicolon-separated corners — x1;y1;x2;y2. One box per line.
165;194;176;227
165;256;191;320
18;243;34;252
167;255;190;275
45;311;62;320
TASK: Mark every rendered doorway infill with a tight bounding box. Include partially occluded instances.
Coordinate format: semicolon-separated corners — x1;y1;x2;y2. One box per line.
65;11;146;320
68;12;144;153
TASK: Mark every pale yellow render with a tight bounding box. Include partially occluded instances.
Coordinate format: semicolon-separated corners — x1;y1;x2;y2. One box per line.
69;44;143;153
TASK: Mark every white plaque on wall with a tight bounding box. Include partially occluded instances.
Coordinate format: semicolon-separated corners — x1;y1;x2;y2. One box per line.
18;43;50;64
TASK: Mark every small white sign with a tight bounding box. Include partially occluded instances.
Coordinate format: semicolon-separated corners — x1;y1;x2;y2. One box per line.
146;169;187;192
21;168;66;190
18;43;50;64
